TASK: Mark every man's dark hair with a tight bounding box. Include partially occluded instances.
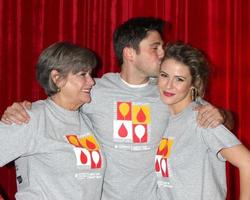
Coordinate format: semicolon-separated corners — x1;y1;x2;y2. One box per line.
113;17;165;66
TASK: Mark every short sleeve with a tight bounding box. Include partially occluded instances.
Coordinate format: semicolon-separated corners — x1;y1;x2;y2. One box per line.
200;125;241;161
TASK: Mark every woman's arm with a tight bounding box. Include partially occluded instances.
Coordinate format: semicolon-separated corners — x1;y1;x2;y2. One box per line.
220;144;250;200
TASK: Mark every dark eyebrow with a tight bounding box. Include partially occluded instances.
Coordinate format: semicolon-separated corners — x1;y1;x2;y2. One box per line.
159;70;167;74
150;41;163;46
175;75;186;79
159;71;187;79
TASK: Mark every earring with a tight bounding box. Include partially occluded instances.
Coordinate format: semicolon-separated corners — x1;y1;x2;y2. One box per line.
191;87;198;101
57;87;61;93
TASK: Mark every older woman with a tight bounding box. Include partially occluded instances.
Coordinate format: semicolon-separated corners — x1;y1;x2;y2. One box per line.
0;42;105;200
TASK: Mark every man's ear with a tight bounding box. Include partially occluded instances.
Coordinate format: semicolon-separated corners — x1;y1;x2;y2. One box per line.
123;47;136;62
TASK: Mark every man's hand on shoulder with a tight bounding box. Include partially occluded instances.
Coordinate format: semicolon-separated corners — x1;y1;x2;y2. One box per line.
1;101;32;124
194;103;234;130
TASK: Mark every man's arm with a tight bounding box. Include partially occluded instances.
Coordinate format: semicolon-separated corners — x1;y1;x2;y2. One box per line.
1;101;234;130
220;108;234;130
1;101;31;124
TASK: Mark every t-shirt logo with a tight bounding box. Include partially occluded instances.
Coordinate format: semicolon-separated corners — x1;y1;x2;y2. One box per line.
113;102;151;143
66;134;102;169
155;138;173;177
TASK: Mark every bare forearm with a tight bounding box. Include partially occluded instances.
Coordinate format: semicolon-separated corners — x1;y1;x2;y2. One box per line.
220;145;250;199
239;168;250;200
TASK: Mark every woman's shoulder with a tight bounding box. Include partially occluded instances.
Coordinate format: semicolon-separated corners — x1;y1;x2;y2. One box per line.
28;99;48;117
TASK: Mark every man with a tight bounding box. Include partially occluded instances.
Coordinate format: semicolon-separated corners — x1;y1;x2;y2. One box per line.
2;17;229;200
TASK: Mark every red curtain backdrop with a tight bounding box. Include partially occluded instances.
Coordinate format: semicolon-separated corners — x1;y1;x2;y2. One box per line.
0;0;249;199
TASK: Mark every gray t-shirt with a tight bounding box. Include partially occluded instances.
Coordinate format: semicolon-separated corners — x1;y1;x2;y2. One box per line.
82;73;170;200
0;98;105;200
155;101;240;200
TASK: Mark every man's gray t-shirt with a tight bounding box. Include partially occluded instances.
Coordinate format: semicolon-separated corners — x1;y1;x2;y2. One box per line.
0;98;105;200
82;73;170;200
155;101;240;200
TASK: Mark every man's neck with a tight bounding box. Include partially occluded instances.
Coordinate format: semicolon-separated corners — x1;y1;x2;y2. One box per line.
120;68;150;85
120;77;150;88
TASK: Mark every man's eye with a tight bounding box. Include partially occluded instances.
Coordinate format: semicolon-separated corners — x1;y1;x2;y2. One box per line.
160;73;168;78
78;72;87;76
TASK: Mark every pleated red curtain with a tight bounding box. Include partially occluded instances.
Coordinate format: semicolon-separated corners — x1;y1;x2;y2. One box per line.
0;0;249;199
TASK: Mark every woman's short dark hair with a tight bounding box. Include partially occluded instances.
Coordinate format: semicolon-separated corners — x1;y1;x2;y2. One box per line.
164;41;210;98
36;42;97;96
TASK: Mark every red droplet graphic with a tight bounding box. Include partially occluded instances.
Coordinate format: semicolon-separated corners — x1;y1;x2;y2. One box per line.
159;145;168;156
155;159;160;172
136;108;146;122
86;139;96;150
80;151;88;164
118;123;128;137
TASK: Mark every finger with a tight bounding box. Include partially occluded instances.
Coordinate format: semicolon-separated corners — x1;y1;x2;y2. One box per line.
202;116;218;128
6;115;24;125
209;120;220;128
22;100;32;110
16;109;30;122
196;105;212;121
10;102;27;113
12;111;30;123
198;110;223;128
0;116;12;124
197;110;212;127
206;108;224;125
2;110;26;124
197;108;216;127
198;105;224;124
4;104;30;124
198;116;210;128
2;109;29;124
